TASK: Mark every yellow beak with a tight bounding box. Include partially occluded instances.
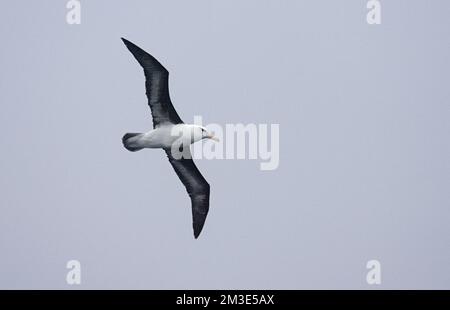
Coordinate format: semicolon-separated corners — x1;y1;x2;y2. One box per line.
207;134;219;142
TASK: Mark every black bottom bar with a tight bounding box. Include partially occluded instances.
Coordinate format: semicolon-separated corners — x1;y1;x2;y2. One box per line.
0;290;449;307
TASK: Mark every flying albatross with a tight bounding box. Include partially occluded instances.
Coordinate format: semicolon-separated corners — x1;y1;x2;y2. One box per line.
121;38;217;239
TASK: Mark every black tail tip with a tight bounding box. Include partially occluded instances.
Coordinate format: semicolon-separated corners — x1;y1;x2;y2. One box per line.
122;132;139;142
122;133;143;152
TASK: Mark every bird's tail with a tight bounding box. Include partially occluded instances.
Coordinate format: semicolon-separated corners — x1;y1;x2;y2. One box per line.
122;133;144;152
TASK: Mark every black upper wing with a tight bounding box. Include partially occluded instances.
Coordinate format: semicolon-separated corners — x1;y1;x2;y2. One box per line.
122;38;183;127
165;149;210;239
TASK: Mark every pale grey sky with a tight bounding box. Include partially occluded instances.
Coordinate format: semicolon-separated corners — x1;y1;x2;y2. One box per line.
0;0;449;289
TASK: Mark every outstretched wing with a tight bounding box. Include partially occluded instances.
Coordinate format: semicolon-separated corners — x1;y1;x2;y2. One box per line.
165;149;210;239
122;38;183;127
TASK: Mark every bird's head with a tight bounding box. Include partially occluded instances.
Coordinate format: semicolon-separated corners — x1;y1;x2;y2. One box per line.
192;125;219;143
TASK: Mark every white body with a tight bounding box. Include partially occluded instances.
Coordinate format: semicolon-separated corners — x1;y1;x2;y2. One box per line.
125;124;210;150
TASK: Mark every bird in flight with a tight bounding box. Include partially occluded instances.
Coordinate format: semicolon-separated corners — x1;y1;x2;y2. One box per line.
121;38;217;239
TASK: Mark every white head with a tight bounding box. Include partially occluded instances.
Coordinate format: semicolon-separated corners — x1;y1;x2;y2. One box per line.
191;125;219;143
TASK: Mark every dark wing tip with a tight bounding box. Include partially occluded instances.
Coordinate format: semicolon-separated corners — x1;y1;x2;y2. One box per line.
193;215;207;239
193;220;206;239
121;37;143;57
192;191;210;239
121;37;168;74
121;37;134;49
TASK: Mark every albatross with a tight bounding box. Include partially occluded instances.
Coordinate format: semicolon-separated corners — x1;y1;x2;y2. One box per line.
121;38;217;239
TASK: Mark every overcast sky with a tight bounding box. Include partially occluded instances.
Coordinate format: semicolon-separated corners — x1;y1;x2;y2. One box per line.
0;0;448;289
